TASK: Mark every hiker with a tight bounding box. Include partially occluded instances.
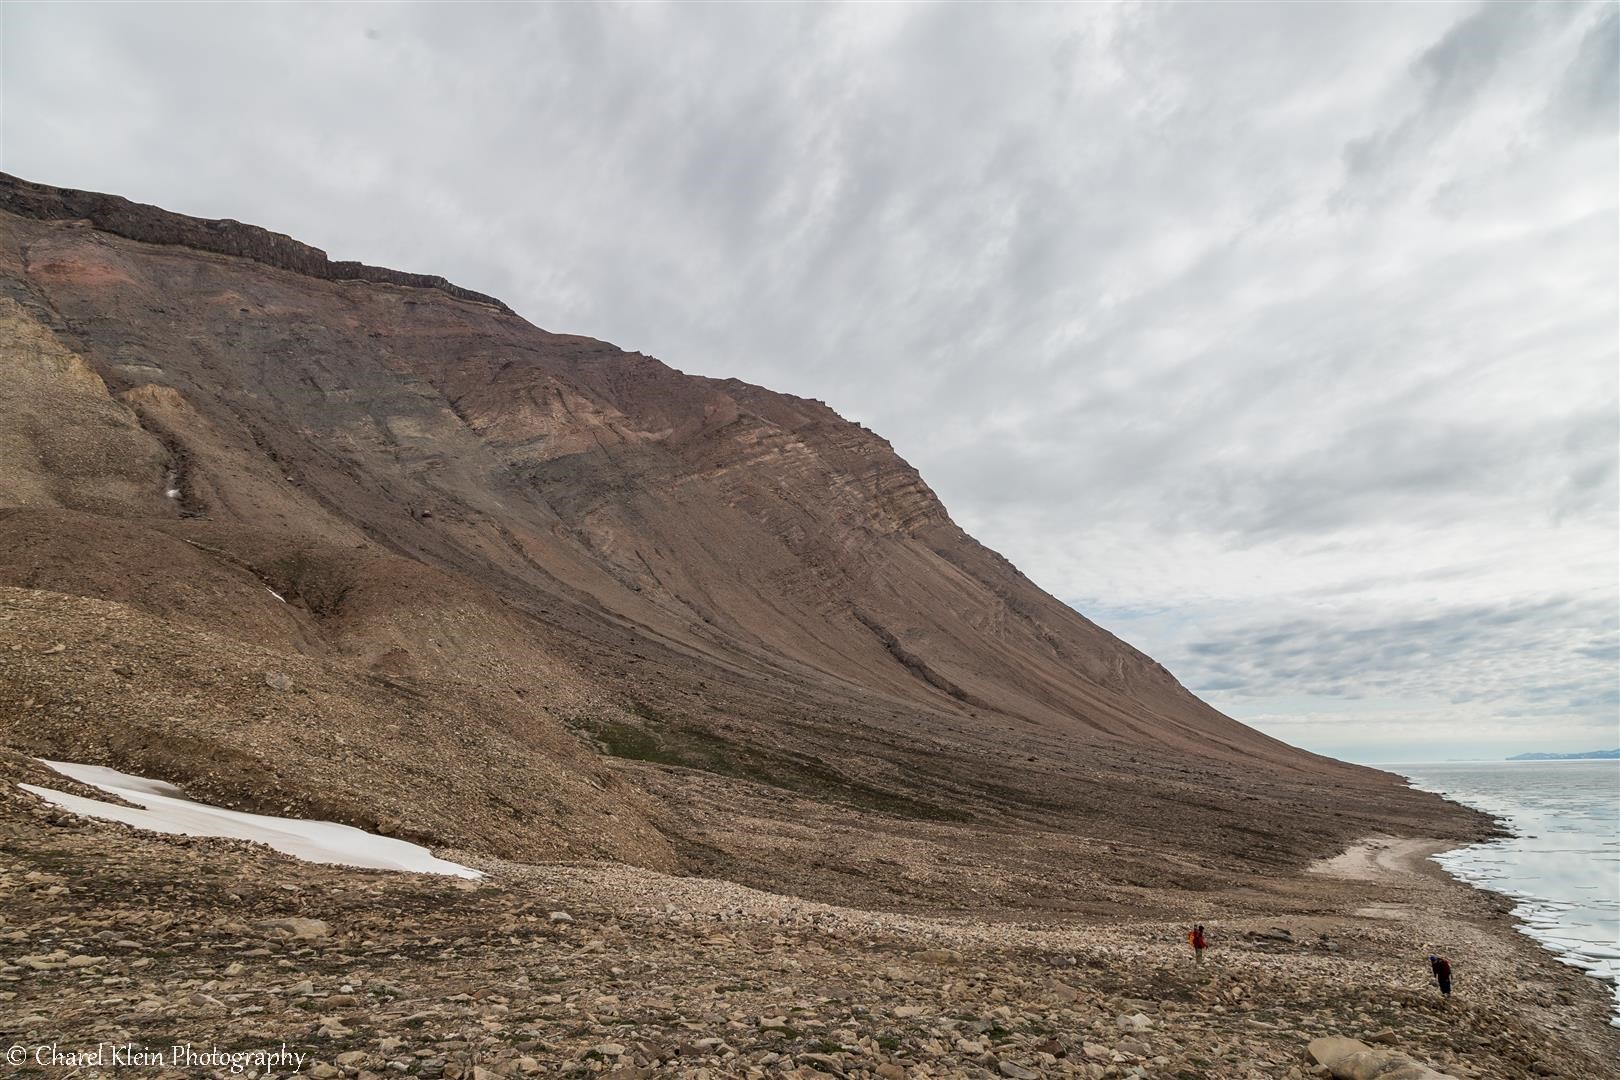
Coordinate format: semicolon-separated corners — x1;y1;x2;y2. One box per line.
1429;954;1452;997
1188;924;1208;964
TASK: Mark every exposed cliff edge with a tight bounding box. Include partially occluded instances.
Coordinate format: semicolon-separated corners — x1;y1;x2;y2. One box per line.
0;171;511;312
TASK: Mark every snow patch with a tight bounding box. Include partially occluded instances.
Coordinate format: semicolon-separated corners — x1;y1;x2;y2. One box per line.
19;759;479;878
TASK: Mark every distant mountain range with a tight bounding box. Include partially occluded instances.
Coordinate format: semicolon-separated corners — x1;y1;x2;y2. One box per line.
1507;749;1620;761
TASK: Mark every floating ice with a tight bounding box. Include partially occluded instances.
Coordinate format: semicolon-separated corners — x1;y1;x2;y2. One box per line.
1401;760;1620;1027
19;759;479;878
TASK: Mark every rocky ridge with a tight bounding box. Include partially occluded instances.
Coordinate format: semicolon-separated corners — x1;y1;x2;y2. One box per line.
0;173;511;311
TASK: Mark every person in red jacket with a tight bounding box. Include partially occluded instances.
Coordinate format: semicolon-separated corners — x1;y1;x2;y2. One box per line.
1188;924;1208;964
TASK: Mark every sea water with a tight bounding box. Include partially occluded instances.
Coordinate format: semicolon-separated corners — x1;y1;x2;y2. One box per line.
1397;760;1620;1027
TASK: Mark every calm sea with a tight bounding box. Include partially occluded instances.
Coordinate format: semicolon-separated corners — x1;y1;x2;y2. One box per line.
1396;760;1620;1027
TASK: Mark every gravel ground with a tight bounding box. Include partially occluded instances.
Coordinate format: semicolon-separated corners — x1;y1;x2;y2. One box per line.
2;771;1616;1080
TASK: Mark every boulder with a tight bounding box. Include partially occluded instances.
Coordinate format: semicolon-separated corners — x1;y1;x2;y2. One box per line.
1306;1035;1456;1080
262;917;330;940
1381;1066;1450;1080
1338;1049;1399;1080
1045;978;1080;1003
1309;1038;1371;1068
1115;1012;1154;1031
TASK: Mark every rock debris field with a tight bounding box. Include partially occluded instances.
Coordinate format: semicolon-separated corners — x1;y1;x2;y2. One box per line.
2;764;1617;1080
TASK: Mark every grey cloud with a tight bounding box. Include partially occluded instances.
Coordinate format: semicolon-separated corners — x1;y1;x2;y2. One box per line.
1548;6;1619;132
1575;638;1620;662
1342;1;1565;178
1175;596;1617;718
1411;3;1533;110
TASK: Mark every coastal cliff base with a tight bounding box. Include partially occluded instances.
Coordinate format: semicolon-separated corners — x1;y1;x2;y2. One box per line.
3;764;1614;1080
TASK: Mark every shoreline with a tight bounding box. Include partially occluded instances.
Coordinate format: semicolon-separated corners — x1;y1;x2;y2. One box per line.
1395;762;1620;1029
6;763;1620;1079
1304;833;1620;1061
1305;834;1455;886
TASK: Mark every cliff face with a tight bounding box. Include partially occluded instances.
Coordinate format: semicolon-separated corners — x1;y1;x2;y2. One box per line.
0;172;512;311
0;173;1486;909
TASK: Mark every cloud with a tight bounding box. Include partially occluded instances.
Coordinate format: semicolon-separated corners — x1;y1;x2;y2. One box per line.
3;1;1615;760
1179;596;1616;708
1548;5;1620;133
1339;1;1595;184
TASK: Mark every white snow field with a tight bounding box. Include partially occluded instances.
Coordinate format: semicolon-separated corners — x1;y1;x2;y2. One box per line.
19;759;480;878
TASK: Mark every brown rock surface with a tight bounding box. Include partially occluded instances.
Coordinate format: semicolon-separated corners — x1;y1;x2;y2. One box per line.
0;779;1614;1079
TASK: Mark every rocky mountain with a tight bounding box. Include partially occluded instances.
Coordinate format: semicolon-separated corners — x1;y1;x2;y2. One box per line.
0;172;1488;912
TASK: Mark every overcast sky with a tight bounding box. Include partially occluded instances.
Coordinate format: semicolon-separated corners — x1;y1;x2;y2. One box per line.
4;2;1615;762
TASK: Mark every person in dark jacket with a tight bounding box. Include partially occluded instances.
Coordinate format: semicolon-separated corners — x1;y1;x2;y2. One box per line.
1429;955;1452;997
